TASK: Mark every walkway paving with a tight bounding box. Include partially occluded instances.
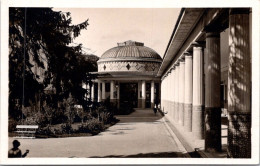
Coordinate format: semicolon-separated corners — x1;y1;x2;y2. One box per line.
9;109;189;158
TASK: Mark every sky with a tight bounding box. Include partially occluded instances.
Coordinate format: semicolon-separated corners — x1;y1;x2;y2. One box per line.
53;8;181;57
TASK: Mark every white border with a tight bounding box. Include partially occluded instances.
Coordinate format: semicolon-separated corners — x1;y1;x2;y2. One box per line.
1;0;259;165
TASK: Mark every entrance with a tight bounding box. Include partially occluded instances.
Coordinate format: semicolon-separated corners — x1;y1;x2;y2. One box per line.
120;83;138;108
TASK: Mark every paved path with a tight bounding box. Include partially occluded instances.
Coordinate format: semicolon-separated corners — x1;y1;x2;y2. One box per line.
9;109;188;158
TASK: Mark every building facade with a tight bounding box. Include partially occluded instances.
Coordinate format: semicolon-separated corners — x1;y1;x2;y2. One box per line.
92;40;162;109
159;8;252;158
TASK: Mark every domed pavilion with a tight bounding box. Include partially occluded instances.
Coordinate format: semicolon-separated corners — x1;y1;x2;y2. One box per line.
91;40;162;109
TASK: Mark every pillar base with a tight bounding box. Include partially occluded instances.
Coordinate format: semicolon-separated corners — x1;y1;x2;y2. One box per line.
184;103;192;132
205;107;222;152
227;112;251;158
192;105;205;140
179;103;184;126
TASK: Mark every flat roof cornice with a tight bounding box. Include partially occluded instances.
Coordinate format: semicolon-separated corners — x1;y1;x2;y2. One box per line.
157;8;205;77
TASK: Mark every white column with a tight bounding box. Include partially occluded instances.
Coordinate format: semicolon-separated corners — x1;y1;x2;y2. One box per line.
110;81;115;99
172;66;176;120
175;63;180;122
97;81;101;102
162;78;165;111
168;72;171;112
82;83;87;100
184;53;193;132
179;58;185;126
151;81;155;108
110;80;116;103
167;71;171;117
102;81;106;101
192;44;205;139
178;60;182;124
91;83;95;101
141;80;146;108
170;67;174;120
86;84;90;99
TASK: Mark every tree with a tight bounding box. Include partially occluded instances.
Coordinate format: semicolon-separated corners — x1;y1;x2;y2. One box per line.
9;7;94;120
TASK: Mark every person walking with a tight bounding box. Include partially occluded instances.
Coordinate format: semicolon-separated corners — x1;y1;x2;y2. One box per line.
8;140;29;158
153;104;158;115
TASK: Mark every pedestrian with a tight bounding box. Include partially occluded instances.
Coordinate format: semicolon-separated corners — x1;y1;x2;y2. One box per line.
8;140;29;158
153;104;157;115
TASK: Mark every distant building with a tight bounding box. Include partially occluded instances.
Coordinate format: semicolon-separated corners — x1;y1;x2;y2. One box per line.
92;40;162;109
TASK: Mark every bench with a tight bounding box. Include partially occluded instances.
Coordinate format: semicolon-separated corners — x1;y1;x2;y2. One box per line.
15;125;39;139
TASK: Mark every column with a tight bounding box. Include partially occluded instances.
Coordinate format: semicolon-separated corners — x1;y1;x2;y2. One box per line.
151;81;155;108
184;52;193;132
102;81;106;101
192;43;205;139
175;63;180;122
162;78;165;112
141;80;146;108
228;8;251;158
167;71;171;116
86;84;90;99
97;81;101;102
165;72;169;113
204;32;222;152
161;78;164;111
91;83;94;102
179;58;185;126
173;65;177;121
172;66;176;120
170;68;174;120
110;80;116;103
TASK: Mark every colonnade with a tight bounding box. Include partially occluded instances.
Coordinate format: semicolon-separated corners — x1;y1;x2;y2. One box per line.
91;80;157;109
161;9;251;158
161;44;205;139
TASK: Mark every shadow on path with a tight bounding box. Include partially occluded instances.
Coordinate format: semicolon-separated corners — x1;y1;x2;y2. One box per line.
90;151;201;158
116;109;163;123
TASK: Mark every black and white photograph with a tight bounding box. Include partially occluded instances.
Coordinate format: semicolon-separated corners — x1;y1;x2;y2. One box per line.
0;0;259;165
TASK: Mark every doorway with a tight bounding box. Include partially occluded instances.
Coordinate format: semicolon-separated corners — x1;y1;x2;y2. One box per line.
120;83;138;108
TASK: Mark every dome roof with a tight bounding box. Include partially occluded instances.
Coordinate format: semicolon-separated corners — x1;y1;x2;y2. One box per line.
100;40;162;61
97;41;162;76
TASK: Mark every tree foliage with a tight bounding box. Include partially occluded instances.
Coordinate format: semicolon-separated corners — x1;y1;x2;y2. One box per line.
9;7;96;120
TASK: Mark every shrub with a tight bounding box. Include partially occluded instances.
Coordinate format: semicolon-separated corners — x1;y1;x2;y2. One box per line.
51;108;67;124
78;118;104;135
36;126;55;136
99;111;114;124
61;123;73;134
77;124;89;133
8;118;18;132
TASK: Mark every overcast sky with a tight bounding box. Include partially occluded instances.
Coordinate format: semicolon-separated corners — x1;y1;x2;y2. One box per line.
54;8;181;57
